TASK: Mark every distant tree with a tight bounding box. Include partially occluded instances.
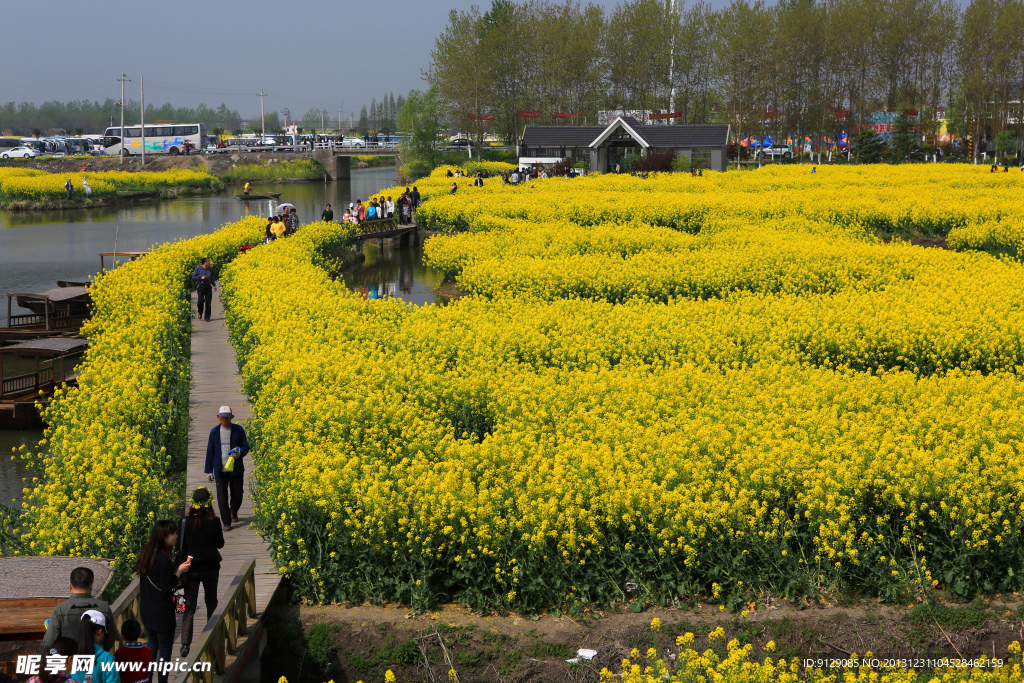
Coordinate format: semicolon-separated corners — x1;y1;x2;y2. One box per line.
993;130;1018;162
428;6;491;160
852;129;887;163
888;114;925;162
358;106;369;136
398;87;445;172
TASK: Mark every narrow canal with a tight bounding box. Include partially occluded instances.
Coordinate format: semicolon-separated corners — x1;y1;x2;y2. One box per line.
0;167;447;505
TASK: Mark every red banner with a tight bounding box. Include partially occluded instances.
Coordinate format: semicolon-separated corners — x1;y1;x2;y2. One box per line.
905;109;919;117
556;112;578;119
649;111;682;120
834;109;850;117
467;113;495;120
517;111;542;118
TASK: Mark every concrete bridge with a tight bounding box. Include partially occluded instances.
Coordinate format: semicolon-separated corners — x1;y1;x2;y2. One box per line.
312;149;402;180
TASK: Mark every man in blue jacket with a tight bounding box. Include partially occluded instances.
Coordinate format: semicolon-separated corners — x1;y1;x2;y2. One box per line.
205;405;249;531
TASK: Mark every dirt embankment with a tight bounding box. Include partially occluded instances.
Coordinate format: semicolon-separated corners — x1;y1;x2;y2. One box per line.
264;596;1024;683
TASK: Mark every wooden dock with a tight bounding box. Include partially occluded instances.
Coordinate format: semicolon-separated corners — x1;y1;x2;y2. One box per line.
171;291;283;681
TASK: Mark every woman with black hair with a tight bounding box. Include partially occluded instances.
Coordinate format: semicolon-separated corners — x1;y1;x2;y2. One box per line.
27;637;76;683
72;611;118;683
177;487;225;657
137;520;191;683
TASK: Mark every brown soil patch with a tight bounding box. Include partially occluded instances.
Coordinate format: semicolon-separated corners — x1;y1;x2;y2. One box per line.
879;233;949;249
262;596;1024;683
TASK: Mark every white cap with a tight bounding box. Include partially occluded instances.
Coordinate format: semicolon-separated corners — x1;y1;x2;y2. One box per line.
218;405;233;417
82;609;106;626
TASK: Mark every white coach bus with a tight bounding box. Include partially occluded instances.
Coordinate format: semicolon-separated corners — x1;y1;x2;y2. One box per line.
103;123;207;156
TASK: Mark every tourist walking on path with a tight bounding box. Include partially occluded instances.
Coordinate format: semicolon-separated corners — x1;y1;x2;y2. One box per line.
73;611;118;683
176;487;224;657
64;178;73;199
137;520;191;683
41;567;116;653
191;257;216;322
321;203;333;222
205;405;250;531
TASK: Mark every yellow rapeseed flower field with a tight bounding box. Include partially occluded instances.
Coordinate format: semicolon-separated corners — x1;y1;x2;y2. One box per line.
214;164;1024;612
0;166;221;202
16;216;265;590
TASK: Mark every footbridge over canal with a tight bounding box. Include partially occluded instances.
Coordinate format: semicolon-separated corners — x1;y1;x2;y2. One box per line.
312;149;402;180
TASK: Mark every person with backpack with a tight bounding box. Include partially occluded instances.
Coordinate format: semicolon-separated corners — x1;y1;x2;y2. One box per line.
137;521;191;683
176;487;224;657
191;257;216;322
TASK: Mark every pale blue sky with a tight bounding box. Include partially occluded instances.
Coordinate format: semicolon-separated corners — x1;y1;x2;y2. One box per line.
6;0;675;122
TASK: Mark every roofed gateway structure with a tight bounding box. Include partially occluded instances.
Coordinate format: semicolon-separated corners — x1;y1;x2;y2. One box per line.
519;116;731;173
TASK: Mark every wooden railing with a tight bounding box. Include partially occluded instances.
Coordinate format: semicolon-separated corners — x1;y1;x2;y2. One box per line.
109;577;143;648
356;216;401;235
7;310;87;330
181;559;257;683
2;367;54;398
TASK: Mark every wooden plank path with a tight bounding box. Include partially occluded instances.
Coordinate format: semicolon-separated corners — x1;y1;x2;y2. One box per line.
173;291;281;679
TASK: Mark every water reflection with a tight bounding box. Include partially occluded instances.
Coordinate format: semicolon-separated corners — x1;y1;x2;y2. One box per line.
344;242;449;307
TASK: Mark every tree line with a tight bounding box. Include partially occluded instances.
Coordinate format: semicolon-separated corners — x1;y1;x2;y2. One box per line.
427;0;1024;160
0;100;244;136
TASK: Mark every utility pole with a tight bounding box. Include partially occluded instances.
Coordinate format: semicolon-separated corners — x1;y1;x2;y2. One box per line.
117;73;131;164
140;75;145;165
259;90;266;141
337;110;342;133
667;0;676;124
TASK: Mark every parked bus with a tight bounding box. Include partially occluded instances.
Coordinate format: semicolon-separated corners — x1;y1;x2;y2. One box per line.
103;123;207;156
0;137;22;152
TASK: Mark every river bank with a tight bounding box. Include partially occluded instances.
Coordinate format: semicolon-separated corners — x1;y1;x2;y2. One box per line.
0;154;330;210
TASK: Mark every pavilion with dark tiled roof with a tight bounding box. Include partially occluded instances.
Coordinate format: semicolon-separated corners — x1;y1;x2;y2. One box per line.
520;116;730;173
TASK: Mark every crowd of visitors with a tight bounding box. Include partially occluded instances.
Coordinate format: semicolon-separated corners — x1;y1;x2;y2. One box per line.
321;186;420;227
35;407;250;682
264;207;301;243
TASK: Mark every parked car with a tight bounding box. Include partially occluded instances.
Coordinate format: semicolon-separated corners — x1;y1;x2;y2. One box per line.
756;145;791;159
339;137;366;148
449;138;471;148
1;146;41;159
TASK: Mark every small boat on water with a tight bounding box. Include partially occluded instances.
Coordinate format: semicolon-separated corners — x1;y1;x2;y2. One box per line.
236;192;282;200
3;288;91;342
0;337;89;428
16;287;90;318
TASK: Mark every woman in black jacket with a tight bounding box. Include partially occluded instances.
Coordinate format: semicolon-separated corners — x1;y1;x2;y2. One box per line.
137;520;191;683
177;487;225;657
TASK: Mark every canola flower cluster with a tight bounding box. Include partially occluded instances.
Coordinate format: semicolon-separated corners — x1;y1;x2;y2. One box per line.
604;631;1024;683
0;167;221;202
16;216;265;590
219;166;1024;612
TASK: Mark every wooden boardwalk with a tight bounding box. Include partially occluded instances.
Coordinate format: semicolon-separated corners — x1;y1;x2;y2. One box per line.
173;291;281;675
